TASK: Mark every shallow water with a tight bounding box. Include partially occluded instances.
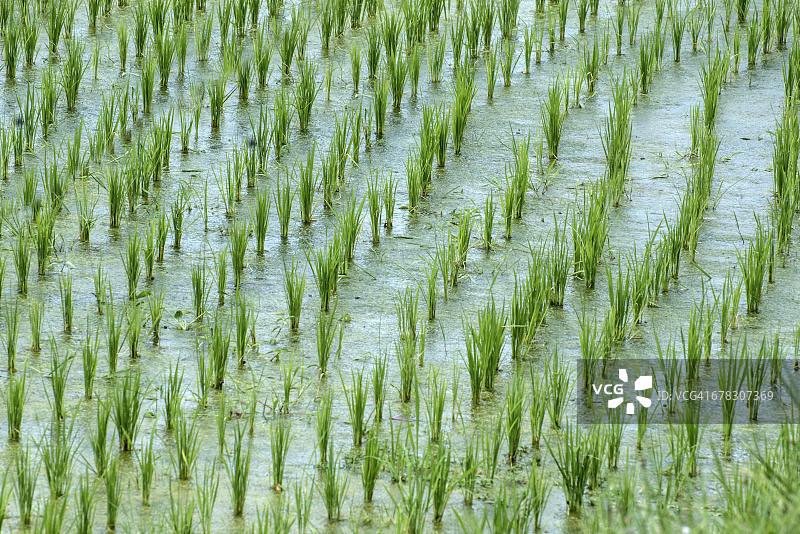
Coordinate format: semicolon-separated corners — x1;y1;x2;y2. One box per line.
0;0;795;532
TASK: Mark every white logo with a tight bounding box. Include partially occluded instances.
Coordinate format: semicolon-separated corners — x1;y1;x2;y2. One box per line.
599;369;653;414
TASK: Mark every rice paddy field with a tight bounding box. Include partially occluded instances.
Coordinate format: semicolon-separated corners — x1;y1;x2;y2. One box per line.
0;0;798;531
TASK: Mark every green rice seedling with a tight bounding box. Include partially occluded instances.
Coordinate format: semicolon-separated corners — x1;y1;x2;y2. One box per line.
252;27;272;87
505;371;526;464
28;298;43;352
275;176;294;240
81;328;99;399
233;293;252;367
117;22;128;71
136;430;156;504
306;239;341;312
39;67;60;138
546;348;572;429
346;43;362;94
388;50;408;111
382;174;398;229
396;332;417;403
172;187;189;249
423;369;446;444
541;81;566;159
106;291;124;373
224;422;251;515
123;231;142;300
127;301;143;359
41;420;76;498
671;11;686;62
155;33;175;89
148;288;165;344
361;426;382;503
547;423;590;514
196;462;219;534
738;217;769;313
557;0;569;41
451;62;476;155
374;73;389;139
278;13;300;75
76;181;96;242
191;263;208;321
168;485;195;533
105;456;122;530
429;442;455;524
549;214;571;306
270;416;292;489
45;0;67;53
319;443;349;521
746;338;768;421
342;369;369;447
298;146;317;224
325;63;334;101
208;75;227;129
248;188;270;254
409;45;421;98
106;167;125;229
500;39;517;88
6;369;25;439
2;22;18;79
761;0;773;54
577;0;589;32
470;297;506;391
212;248;228;307
162;360;183;431
229;216;248;288
747;13;760;66
91;399;111;476
172;408;201;480
48;342;73;420
463;328;484;407
338;195;364;265
58;274;73;334
140;52;156;114
112;371;143;451
279;255;306;332
720;342;746;454
606;260;632;342
629;2;641;45
482;192;496;250
485;42;498;99
295;61;320;132
427;34;446;84
272;87;293;159
316;389;333;466
362;175;382;245
14;444;39;525
689;12;703;52
209;310;231;389
13;229;30;295
195;13;212;61
75;471;96;534
132;2;149;57
774;0;791;47
34;207;55;277
480;415;505;481
21;13;40;66
316;306;341;377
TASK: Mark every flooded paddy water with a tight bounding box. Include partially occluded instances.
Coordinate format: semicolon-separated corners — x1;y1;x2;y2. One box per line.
0;0;797;531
